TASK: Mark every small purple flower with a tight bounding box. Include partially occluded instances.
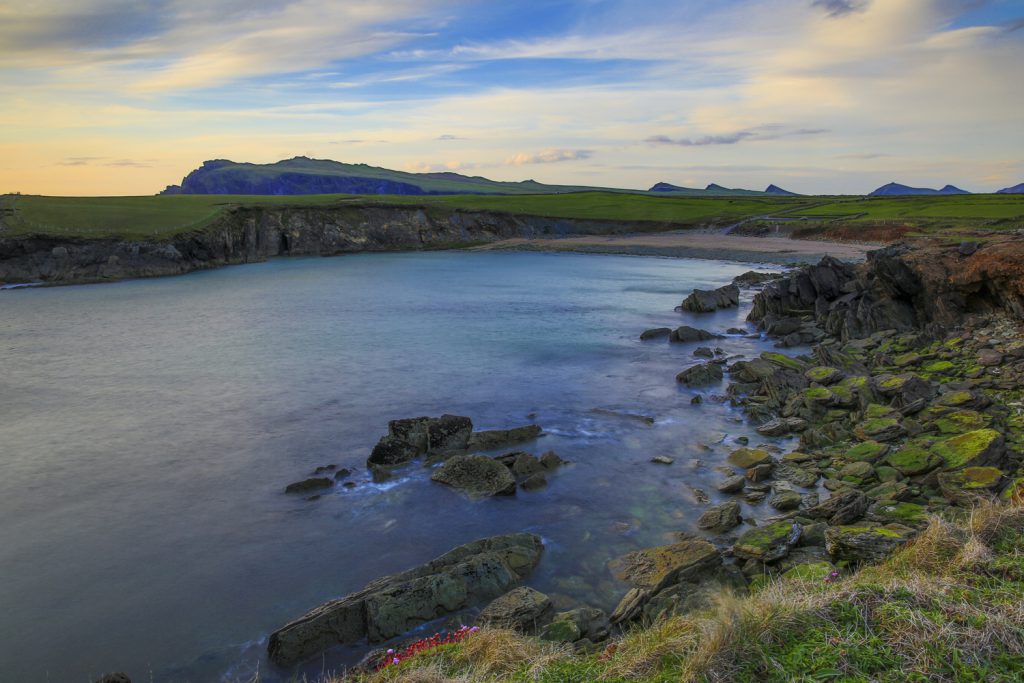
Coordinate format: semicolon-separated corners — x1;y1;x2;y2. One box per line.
387;648;394;654
393;657;400;665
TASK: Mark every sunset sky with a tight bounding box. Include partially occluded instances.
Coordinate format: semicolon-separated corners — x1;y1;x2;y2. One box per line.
2;0;1022;195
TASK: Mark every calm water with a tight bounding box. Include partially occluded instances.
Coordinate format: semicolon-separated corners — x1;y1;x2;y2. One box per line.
0;251;792;682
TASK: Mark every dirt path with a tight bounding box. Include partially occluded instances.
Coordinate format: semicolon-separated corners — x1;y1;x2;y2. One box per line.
475;231;876;265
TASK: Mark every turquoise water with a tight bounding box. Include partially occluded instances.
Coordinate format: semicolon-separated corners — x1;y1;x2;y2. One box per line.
0;252;788;682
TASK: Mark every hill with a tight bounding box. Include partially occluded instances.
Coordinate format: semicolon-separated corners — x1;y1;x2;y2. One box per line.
161;157;618;197
869;182;970;196
997;183;1024;194
647;181;767;196
764;184;798;196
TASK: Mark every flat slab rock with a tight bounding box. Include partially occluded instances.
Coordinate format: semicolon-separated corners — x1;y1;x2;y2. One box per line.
267;532;543;666
431;454;517;497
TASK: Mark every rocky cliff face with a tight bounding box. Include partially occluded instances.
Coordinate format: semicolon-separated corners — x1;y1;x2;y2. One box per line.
749;235;1024;341
0;205;673;285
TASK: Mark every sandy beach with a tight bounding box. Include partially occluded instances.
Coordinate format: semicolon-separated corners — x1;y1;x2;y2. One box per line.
475;231;877;265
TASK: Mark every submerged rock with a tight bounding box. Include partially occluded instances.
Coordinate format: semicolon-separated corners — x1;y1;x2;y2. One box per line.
284;477;334;494
640;327;672;341
680;284;740;313
697;501;742;532
670;326;717;343
431;455;517;497
467;425;542;451
676;363;723;387
267;533;543;665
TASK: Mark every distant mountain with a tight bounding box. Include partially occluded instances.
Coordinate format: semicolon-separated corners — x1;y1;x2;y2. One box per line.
160;157;617;196
647;182;766;196
996;183;1024;194
764;184;798;196
869;182;971;196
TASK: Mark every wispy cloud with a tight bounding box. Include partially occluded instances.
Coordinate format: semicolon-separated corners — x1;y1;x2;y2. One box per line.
507;149;593;165
645;127;828;146
436;134;467;141
811;0;868;18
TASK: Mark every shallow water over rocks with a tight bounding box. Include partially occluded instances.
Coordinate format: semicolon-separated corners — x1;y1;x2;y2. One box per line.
0;251;795;682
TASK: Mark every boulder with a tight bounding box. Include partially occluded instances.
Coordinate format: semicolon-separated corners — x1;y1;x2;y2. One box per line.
388;417;432;452
886;441;941;476
680;284;740;313
825;525;909;563
937;467;1004;504
769;490;803;511
716;474;746;493
477;587;553;634
521;473;548;491
267;533;543;665
867;501;929;527
427;414;474;452
977;349;1003;367
805;366;844;385
431;455;517;497
640;327;672;341
693;346;714;358
802;490;869;525
539;607;609;643
511;452;545;477
609;537;720;594
930;429;1004;469
539;451;565;469
467;425;542;451
756;417;807;436
676;363;723;387
368;435;422;466
774;461;820;488
697;501;742;532
732;522;802;562
670;326;717;343
727;448;771;469
733;270;779;287
284;477;334;494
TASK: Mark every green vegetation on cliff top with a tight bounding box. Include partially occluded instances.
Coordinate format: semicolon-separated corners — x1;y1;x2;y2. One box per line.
1;191;1022;240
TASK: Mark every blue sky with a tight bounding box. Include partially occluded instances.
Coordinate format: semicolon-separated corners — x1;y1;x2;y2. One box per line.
1;0;1022;194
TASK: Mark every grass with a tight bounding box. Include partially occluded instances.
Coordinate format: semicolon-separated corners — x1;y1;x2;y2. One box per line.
2;191;1022;241
331;500;1024;683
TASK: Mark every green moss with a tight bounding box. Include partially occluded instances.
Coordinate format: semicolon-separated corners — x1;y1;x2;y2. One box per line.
839;375;870;390
761;352;805;371
957;467;1004;490
806;366;842;384
865;403;898;419
1001;477;1024;503
804;386;835;403
893;352;922;367
728;448;771;469
856;417;903;441
887;442;940;476
839;525;905;539
930;429;1003;469
878;376;907;391
847;440;890;462
734;521;799;561
933;410;990;435
872;502;928;525
829;384;854;405
923;360;956;375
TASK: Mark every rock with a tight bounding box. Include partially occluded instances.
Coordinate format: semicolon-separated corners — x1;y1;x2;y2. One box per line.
676;363;723;387
650;456;674;465
802;490;869;525
746;463;774;482
427;414;474;452
805;366;844;385
774;461;819;488
931;409;990;435
733;522;802;562
845;440;890;463
873;374;936;411
887;441;941;476
284;477;334;494
313;464;337;474
540;607;609;643
756;417;807;436
977;349;1003;367
539;451;565;469
477;587;554;634
388;417;432;452
334;468;353;480
610;536;721;594
825;525;909;563
867;501;929;527
769;490;803;511
511;452;544;477
728;448;771;469
93;675;131;683
431;455;517;497
670;326;717;343
854;417;905;442
693;346;714;358
697;501;742;532
733;270;779;287
716;474;746;493
267;533;543;665
838;461;876;483
930;428;1004;469
937;467;1004;504
640;327;672;341
958;241;978;256
521;473;548;491
367;435;422;466
680;284;740;313
467;425;542;451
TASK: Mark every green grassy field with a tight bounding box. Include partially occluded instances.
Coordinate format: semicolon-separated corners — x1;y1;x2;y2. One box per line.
1;191;1022;240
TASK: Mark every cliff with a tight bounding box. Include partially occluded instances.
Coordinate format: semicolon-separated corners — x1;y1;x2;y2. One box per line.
0;204;683;285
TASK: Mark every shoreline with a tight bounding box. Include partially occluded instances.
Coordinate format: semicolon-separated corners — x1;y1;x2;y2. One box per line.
473;232;877;265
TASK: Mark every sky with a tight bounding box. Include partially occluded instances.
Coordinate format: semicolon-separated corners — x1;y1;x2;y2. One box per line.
1;0;1022;195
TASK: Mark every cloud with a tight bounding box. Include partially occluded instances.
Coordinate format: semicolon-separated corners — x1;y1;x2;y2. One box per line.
811;0;869;18
58;156;105;166
105;159;153;168
436;134;467;141
645;127;828;146
507;149;593;165
404;160;481;173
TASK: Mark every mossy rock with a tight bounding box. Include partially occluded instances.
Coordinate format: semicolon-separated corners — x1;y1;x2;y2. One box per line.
783;451;816;463
539;617;581;643
733;521;802;562
728;447;771;469
805;366;843;385
886;440;940;476
838;375;870;391
782;561;836;581
936;390;987;410
761;352;806;371
875;465;901;482
774;461;820;488
837;461;875;481
864;403;898;419
854;417;905;442
825;525;908;563
864;480;909;502
923;360;956;375
609;537;720;591
845;440;889;463
828;384;855;406
937;467;1004;504
932;410;991;435
867;501;929;526
930;429;1004;469
804;386;836;405
893;352;922;367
